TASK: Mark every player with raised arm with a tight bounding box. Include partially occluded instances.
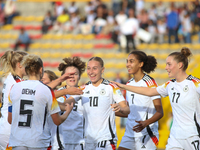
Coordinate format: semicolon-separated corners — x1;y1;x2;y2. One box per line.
55;56;86;150
72;57;130;150
117;51;163;150
7;54;74;150
114;47;200;150
0;50;27;150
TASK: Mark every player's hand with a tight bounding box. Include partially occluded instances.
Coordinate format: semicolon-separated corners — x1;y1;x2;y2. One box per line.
65;102;74;113
132;120;147;132
111;81;125;90
111;103;121;112
60;72;75;82
65;87;83;95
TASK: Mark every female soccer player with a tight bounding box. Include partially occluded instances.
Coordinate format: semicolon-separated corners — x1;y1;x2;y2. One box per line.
72;57;130;150
114;47;200;150
41;70;58;85
0;50;27;150
56;56;86;150
7;54;74;150
117;51;163;150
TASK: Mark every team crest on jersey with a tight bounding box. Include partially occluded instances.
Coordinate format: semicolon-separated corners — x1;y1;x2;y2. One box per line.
100;89;106;95
183;85;189;92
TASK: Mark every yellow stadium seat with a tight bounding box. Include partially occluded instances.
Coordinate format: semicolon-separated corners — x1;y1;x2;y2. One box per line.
82;44;93;50
104;62;115;68
2;25;13;30
104;53;114;59
191;44;200;50
84;34;95;40
81;72;88;78
115;53;128;59
0;43;9;49
54;71;61;76
62;44;72;49
30;43;41;49
13;16;24;21
169;44;180;51
53;35;63;40
192;34;198;41
150;72;159;78
41;43;52;49
159;43;170;50
158;53;168;59
148;43;158;50
62;34;73;40
51;43;62;49
42;34;54;40
93;53;104;58
115;62;126;69
72;43;83;49
104;72;115;79
137;44;147;50
24;16;35;22
119;72;128;78
35;16;44;22
41;52;51;58
50;52;62;58
73;34;84;40
159;73;168;79
181;44;191;49
30;51;41;57
62;52;72;58
157;63;166;69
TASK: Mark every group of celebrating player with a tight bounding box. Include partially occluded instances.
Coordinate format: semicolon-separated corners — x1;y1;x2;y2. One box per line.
0;47;200;150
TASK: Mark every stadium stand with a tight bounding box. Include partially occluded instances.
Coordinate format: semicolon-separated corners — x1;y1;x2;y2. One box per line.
0;0;200;149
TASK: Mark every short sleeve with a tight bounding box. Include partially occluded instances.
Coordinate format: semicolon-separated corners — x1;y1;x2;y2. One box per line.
49;89;60;115
156;83;169;98
71;95;82;102
110;83;125;103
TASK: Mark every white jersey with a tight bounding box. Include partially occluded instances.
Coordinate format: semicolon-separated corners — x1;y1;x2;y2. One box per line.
0;73;23;136
157;75;200;139
73;79;125;143
8;80;60;148
125;74;160;138
50;86;84;148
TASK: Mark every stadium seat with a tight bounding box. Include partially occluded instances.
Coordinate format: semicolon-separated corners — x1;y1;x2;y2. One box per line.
82;44;93;50
2;25;13;30
0;43;10;49
51;43;62;49
62;34;73;40
43;62;51;67
191;44;200;50
50;62;60;68
42;34;54;40
150;72;159;78
169;44;180;51
104;62;115;69
159;73;168;79
115;53;128;59
53;35;63;40
104;72;115;79
137;44;147;50
115;62;126;69
62;52;72;58
157;63;166;69
93;53;104;58
104;53;114;59
50;52;62;58
82;53;93;58
62;44;72;49
148;43;159;50
159;43;170;50
72;53;82;57
41;43;52;49
41;52;51;58
72;43;83;49
30;43;41;49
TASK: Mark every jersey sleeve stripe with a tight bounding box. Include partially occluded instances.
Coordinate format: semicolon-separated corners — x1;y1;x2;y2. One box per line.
143;75;158;88
109;83;120;94
50;89;59;110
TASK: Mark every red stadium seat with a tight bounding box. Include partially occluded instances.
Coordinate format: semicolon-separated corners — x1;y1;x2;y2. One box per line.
43;62;51;67
82;53;93;58
94;44;104;49
13;25;22;30
0;52;5;57
72;53;82;57
50;62;60;68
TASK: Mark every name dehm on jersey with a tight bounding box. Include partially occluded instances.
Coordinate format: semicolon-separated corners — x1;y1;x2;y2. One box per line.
22;89;36;95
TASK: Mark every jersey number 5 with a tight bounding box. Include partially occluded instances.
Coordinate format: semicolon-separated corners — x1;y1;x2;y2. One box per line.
18;99;33;127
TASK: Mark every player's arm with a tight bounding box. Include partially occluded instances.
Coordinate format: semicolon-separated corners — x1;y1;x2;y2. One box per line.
8;106;12;124
111;101;130;117
133;98;163;132
113;81;159;96
54;87;83;98
51;102;74;125
47;72;75;89
58;96;77;111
